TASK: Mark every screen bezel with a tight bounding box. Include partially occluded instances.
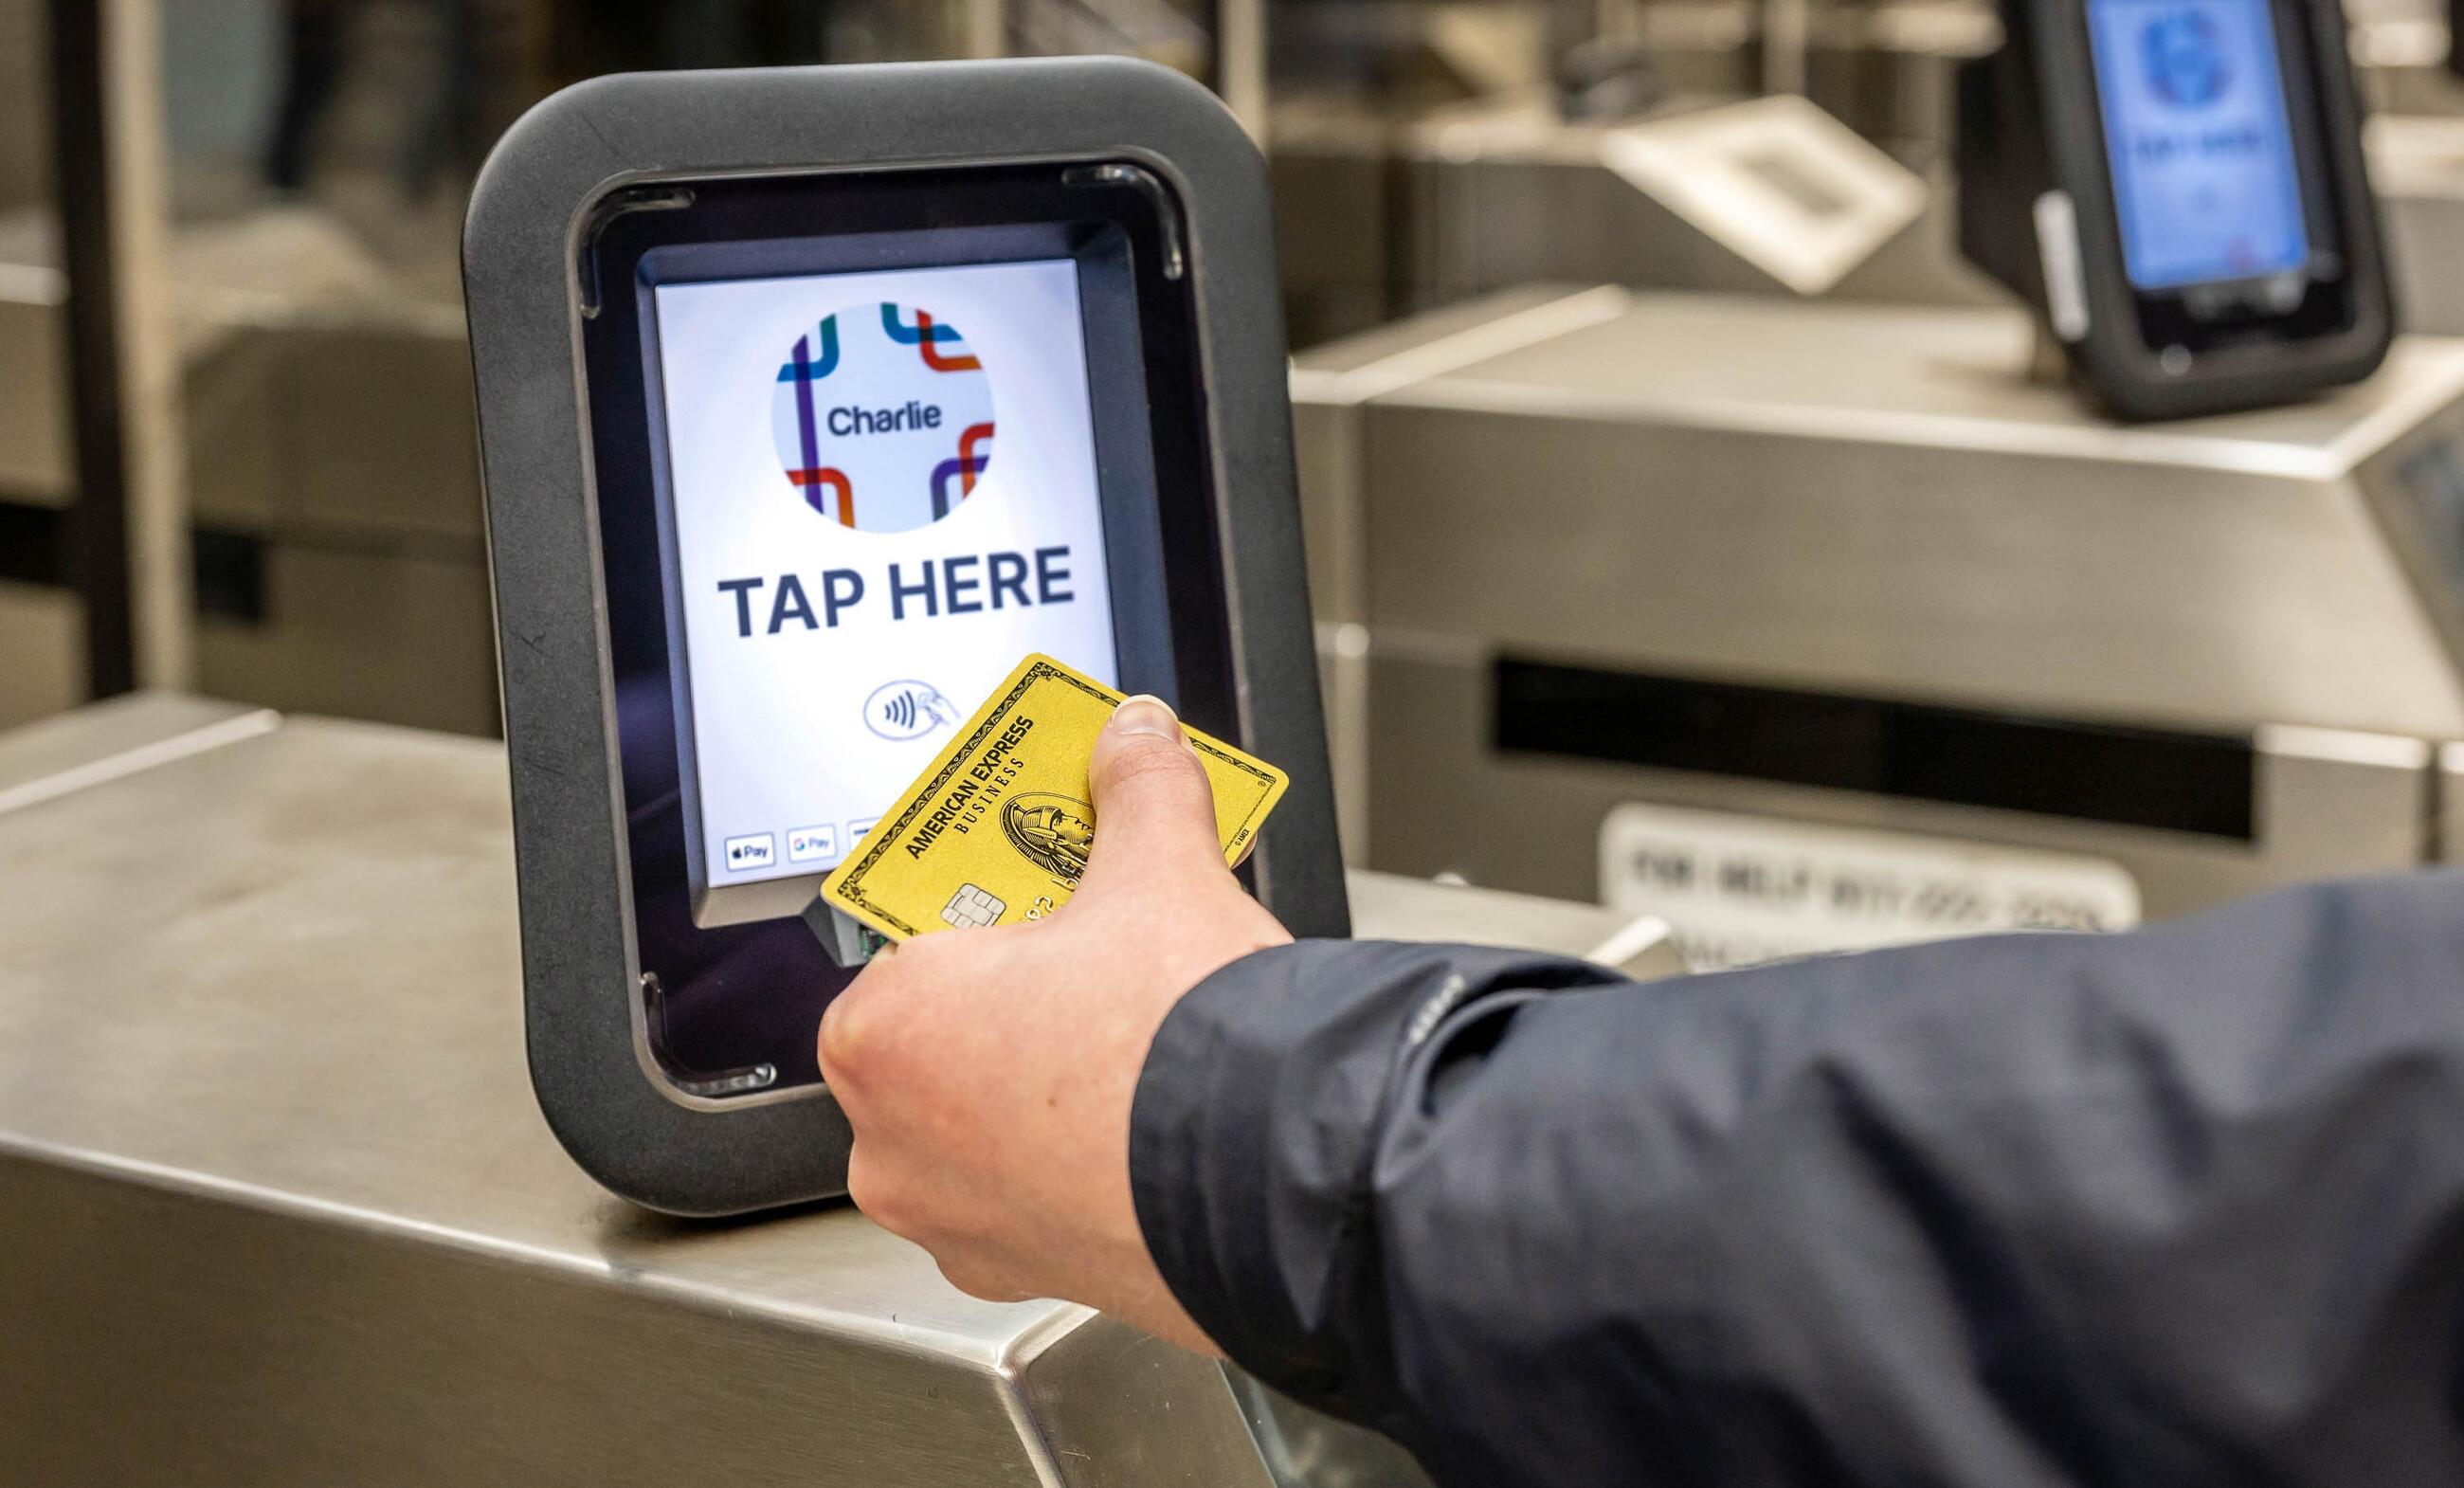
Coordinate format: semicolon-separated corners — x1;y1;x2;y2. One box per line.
470;58;1348;1214
2073;0;2369;363
577;163;1238;1099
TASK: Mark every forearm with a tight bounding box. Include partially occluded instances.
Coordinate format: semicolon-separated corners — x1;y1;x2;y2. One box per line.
1131;874;2464;1487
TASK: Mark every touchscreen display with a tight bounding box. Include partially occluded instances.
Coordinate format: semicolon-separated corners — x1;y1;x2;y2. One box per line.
651;259;1119;910
2088;0;2310;290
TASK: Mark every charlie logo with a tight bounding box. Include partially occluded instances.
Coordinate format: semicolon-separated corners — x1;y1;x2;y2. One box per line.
771;302;996;534
1002;793;1095;886
2142;9;2228;109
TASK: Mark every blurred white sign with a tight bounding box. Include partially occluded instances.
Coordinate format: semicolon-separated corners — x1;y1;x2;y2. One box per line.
1599;802;2141;971
1599;96;1928;294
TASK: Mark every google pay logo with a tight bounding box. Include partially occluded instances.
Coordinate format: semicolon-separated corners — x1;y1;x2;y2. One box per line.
772;302;997;535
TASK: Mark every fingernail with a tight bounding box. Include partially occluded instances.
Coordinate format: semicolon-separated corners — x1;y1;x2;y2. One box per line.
1111;695;1180;738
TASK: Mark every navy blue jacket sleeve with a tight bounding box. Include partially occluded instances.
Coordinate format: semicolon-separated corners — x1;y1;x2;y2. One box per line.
1129;872;2464;1487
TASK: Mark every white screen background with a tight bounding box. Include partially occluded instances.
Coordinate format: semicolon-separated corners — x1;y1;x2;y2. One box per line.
653;258;1120;905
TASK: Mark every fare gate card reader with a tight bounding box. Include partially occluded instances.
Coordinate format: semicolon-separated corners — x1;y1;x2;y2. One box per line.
463;59;1347;1215
1956;0;2394;419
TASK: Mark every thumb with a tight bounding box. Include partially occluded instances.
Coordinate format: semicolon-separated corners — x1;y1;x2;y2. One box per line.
1076;695;1225;897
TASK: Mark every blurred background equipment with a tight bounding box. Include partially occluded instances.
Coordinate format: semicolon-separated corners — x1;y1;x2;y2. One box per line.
8;0;2463;735
1958;0;2393;418
1;0;2461;945
0;0;1241;739
1296;288;2464;965
1292;0;2464;968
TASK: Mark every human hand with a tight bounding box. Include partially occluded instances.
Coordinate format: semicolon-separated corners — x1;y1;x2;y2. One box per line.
816;695;1293;1353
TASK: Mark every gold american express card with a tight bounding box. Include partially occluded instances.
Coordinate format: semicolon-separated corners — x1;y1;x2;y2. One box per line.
819;653;1287;940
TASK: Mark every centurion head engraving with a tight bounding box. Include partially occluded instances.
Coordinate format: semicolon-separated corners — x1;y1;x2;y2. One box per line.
1002;793;1095;885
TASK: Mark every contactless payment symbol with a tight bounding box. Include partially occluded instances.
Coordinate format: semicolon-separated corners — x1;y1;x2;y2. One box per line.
2142;9;2229;108
772;302;996;533
864;680;959;741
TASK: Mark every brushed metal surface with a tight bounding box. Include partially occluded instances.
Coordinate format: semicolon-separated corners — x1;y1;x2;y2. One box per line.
0;690;256;801
1340;841;1670;966
1362;639;2435;920
0;705;1655;1484
0;580;82;731
1306;294;2464;742
1294;286;1640;864
3;1153;1071;1487
1292;284;1635;625
2373;115;2464;337
0;259;69;503
1267;93;2008;342
1368;291;2449;457
194;541;501;738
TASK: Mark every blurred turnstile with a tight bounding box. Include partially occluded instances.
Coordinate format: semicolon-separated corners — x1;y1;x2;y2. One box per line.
1297;288;2464;953
0;209;494;738
2372;115;2464;336
0;694;1675;1487
1273;100;2464;351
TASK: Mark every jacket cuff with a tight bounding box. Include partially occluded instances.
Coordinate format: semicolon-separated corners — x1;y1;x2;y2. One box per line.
1127;938;1620;1402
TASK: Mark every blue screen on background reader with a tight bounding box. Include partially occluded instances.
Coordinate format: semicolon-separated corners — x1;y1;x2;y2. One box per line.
2088;0;2310;290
